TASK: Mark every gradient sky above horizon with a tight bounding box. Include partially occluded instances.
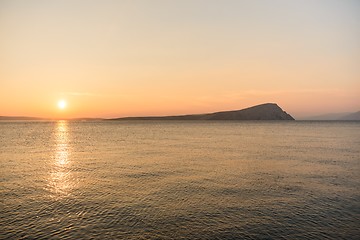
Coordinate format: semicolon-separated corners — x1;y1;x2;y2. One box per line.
1;0;359;119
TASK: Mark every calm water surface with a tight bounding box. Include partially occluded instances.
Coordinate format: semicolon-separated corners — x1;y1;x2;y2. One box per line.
1;121;359;239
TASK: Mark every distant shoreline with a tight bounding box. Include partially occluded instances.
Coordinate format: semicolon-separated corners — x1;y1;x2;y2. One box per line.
1;118;360;122
1;103;359;121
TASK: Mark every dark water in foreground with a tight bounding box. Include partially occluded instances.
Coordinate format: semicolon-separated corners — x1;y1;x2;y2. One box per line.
1;121;359;239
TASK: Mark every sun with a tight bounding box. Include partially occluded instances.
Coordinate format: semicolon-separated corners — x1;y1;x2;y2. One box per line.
58;100;67;109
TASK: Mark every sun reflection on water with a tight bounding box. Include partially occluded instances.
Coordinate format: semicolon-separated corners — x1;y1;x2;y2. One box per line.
56;121;69;165
48;120;74;199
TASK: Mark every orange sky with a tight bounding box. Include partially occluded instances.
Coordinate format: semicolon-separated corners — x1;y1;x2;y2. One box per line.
1;0;359;119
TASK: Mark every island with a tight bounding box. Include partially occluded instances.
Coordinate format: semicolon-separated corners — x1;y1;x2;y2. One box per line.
109;103;295;121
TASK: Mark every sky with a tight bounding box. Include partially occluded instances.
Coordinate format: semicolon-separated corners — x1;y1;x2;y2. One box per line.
0;0;359;119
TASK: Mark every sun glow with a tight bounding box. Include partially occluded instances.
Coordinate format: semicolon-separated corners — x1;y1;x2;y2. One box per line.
58;100;67;109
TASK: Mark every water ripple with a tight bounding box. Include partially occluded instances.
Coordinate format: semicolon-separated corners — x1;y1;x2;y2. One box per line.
1;121;359;239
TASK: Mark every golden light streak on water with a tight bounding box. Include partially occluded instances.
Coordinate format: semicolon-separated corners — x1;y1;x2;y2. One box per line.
48;120;73;199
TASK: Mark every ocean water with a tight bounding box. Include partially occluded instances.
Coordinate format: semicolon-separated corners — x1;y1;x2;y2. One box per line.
0;121;359;239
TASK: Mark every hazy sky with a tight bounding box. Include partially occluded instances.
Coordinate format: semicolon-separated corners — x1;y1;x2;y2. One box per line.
1;0;359;118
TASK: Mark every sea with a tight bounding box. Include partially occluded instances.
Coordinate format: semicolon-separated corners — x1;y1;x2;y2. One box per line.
1;121;359;239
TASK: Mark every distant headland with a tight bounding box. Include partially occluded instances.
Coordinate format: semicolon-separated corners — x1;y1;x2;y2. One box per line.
109;103;295;121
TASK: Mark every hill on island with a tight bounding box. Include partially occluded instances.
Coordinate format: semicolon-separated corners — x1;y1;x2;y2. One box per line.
110;103;295;121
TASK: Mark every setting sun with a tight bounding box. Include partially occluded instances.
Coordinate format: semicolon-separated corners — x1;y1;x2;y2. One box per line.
58;100;67;110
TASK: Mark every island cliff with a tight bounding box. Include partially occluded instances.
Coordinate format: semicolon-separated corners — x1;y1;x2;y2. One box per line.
110;103;295;120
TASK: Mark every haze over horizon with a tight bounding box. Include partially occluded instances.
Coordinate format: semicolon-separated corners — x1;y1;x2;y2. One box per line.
1;0;359;119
